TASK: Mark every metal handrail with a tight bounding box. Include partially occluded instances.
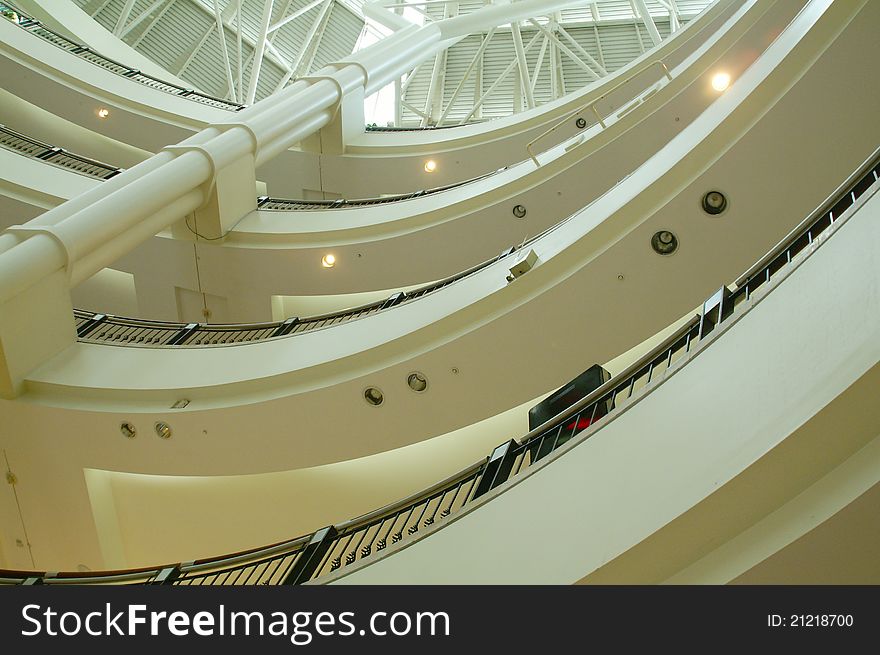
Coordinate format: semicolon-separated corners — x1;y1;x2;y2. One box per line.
3;153;876;585
735;145;880;287
73;241;518;347
1;1;246;112
0;123;124;180
258;167;505;211
525;60;673;167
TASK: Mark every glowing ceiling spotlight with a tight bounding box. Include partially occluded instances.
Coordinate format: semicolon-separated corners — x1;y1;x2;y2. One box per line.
321;254;337;268
711;72;731;92
424;159;437;173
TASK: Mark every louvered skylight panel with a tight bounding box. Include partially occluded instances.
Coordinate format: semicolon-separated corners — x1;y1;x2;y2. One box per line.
478;31;517;120
183;25;248;97
136;1;214;74
270;2;323;70
437;32;482;124
254;58;285;99
308;4;363;73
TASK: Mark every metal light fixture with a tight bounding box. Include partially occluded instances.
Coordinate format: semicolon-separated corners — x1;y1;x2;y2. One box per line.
701;190;728;215
424;159;437;173
711;72;731;92
651;230;679;255
321;254;336;268
512;204;527;219
364;387;384;406
97;108;110;118
407;372;428;392
154;422;172;439
575;117;587;129
120;422;136;439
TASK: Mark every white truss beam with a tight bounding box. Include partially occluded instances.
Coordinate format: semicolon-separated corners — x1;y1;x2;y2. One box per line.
633;0;662;46
113;0;137;36
268;0;326;34
246;0;276;104
528;19;601;80
119;0;168;39
459;31;541;124
512;20;535;110
531;34;548;95
274;0;335;91
132;0;174;48
555;22;606;75
437;28;496;125
212;0;236;100
236;0;243;102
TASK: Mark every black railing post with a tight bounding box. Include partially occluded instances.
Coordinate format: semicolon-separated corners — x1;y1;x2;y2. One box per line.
698;286;732;339
150;567;181;585
380;292;406;309
282;526;338;585
272;317;299;337
167;323;199;346
76;313;107;338
472;440;518;500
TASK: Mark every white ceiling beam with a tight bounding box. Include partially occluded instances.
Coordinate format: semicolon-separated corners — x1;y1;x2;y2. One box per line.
512;21;535;110
437;28;496;125
530;33;548;95
555;22;606;75
528;19;601;80
118;0;168;38
212;0;236;100
633;0;662;46
132;0;174;48
265;41;293;72
274;0;334;91
236;0;243;103
175;24;214;75
459;31;541;124
246;0;276;105
267;0;326;34
422;49;446;125
113;0;137;35
474;41;483;121
549;14;559;100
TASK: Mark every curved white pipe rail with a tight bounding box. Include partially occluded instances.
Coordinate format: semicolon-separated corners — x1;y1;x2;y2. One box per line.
0;0;588;299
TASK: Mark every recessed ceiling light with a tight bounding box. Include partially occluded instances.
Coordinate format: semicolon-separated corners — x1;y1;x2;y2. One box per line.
364;387;384;406
321;254;336;268
424;159;437;173
702;190;728;215
512;204;527;219
711;72;731;92
120;422;136;439
407;372;428;392
154;422;172;439
651;230;679;255
97;108;110;118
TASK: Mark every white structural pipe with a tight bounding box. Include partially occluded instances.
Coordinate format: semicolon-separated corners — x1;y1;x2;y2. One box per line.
0;0;594;304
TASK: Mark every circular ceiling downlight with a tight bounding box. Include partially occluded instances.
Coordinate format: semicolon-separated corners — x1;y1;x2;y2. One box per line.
364;387;385;406
407;372;428;392
651;230;679;255
701;190;728;215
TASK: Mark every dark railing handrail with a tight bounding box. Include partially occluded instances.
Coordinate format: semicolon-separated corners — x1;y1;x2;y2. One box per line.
257;167;505;211
73;239;519;347
1;1;246;112
736;146;880;287
4;151;876;586
0;123;124;180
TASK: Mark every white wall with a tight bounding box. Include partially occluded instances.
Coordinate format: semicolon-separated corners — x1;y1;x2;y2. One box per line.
331;184;880;584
